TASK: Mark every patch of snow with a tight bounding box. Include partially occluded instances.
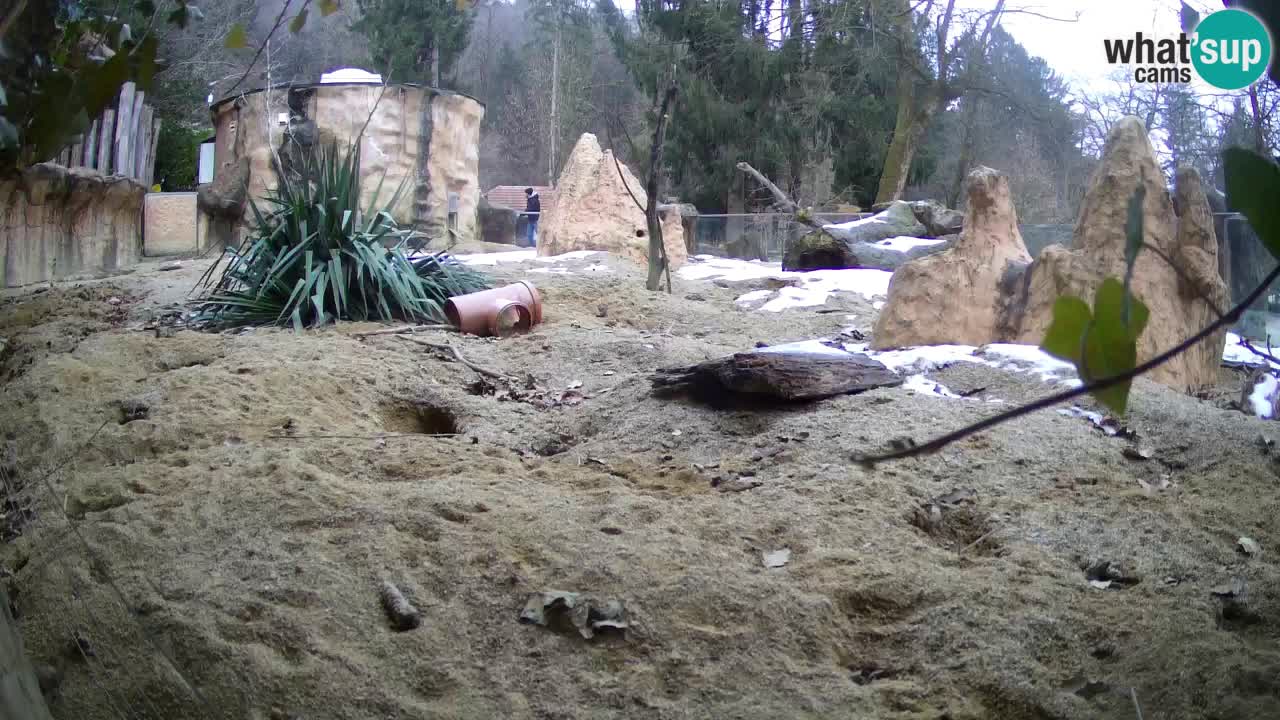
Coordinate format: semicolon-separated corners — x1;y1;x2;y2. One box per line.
756;340;851;357
761;286;829;312
1223;332;1280;370
825;215;887;232
1250;374;1279;419
734;290;774;305
678;256;788;282
979;344;1080;385
872;300;886;310
583;264;613;273
872;236;945;252
454;250;537;265
677;257;892;301
1059;404;1111;425
842;342;984;374
902;374;962;398
535;250;599;262
528;267;574;275
453;249;602;267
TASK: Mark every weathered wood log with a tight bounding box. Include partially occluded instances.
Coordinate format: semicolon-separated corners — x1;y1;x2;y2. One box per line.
735;161;822;231
652;350;901;403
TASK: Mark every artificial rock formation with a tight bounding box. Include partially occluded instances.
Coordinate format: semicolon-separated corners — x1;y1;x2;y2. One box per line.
538;134;686;268
871;116;1229;393
825;201;926;245
872;167;1031;349
0;164;145;288
1017;117;1228;391
908;200;964;237
783;229;953;272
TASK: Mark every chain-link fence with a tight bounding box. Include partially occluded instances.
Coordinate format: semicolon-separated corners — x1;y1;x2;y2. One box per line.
687;212;867;262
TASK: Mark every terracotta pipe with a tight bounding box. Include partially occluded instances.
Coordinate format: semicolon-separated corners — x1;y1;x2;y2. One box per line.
446;282;543;337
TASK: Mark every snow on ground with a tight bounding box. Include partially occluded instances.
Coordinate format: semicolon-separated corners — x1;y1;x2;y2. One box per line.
452;250;608;274
825;215;887;232
759;338;1077;401
678;256;892;309
871;236;946;252
1250;374;1279;419
1223;332;1280;369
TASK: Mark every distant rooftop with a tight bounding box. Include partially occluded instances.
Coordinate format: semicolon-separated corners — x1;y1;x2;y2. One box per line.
320;68;383;84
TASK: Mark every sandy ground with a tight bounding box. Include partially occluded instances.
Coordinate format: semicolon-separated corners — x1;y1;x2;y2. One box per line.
2;251;1280;720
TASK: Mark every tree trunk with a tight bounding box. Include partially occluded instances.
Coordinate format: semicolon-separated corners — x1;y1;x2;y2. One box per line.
1249;85;1269;154
947;95;980;209
431;44;440;87
875;79;934;205
549;22;560;185
646;84;678;292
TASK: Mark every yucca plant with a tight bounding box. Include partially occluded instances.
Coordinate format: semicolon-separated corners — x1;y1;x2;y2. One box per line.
191;142;489;331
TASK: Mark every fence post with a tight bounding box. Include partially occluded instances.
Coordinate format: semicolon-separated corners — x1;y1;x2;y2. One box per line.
113;83;135;176
96;109;114;173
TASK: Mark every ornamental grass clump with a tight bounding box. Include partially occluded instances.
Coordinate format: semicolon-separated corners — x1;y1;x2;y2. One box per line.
192;142;488;330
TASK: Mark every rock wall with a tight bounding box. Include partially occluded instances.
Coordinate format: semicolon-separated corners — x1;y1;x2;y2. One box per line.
143;192;200;256
872;168;1030;348
538;134;686;268
0;164;145;288
871;117;1228;393
209;83;484;245
1017;117;1228;391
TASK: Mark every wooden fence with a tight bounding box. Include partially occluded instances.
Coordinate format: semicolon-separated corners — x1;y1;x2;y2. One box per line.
52;81;160;186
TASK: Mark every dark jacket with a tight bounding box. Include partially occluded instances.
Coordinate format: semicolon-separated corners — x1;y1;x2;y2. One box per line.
525;192;541;216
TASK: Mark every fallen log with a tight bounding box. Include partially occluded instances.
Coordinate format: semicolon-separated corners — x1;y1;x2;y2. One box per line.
652;350;901;403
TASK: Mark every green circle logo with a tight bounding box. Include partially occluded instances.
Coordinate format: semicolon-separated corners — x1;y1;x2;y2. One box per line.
1192;9;1273;90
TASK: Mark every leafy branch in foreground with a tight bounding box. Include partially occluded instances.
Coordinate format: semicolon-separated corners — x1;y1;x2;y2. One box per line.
190;142;489;331
856;146;1280;467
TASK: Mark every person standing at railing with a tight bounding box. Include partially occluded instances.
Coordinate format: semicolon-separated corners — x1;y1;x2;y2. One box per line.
524;187;541;248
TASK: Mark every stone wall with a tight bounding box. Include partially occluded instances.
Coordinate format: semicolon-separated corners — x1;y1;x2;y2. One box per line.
1;164;145;288
209;83;484;246
143;192;200;256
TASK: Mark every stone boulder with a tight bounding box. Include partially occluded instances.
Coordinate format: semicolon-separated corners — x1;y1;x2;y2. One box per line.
824;201;927;245
908;200;964;237
1017;117;1228;391
783;230;953;272
538;133;686;268
477;196;518;246
871;167;1032;349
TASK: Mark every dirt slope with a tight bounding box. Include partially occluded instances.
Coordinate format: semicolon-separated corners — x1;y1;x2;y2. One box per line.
1;255;1278;720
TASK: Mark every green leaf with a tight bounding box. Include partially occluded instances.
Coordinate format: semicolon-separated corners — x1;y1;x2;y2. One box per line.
1041;279;1150;416
1041;296;1092;365
225;23;248;49
1082;279;1149;415
0;83;6;106
79;48;132;118
134;35;159;91
289;9;309;33
1224;147;1280;261
319;0;340;16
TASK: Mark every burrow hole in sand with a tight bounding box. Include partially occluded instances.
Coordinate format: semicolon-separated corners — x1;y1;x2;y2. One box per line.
379;400;460;436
